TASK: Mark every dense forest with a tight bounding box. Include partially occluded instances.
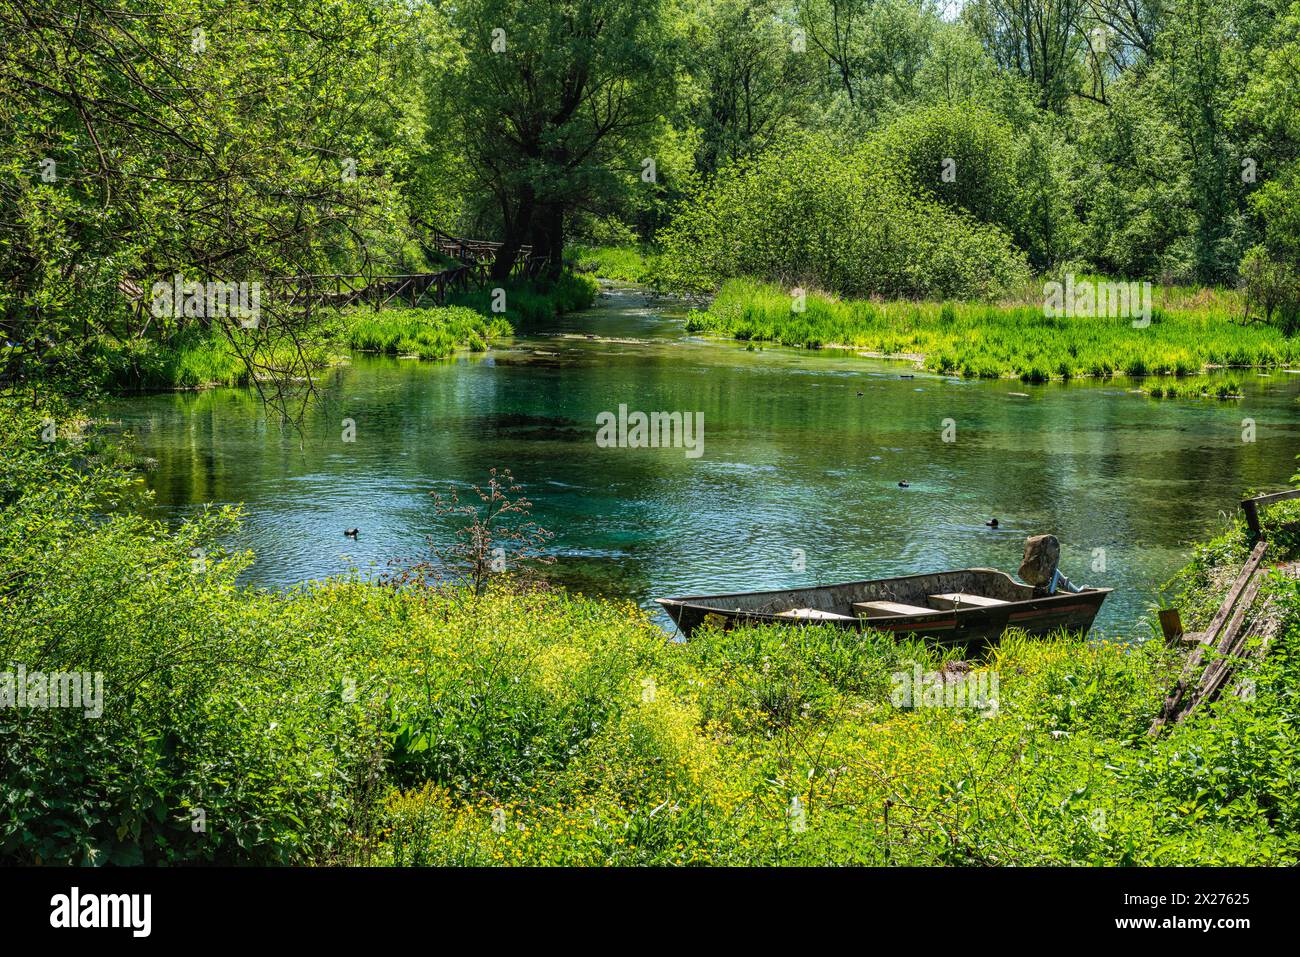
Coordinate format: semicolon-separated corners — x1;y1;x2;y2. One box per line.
4;0;1300;401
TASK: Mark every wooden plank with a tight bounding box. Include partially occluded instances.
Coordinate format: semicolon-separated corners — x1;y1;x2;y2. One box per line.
1194;624;1262;710
929;592;1007;610
1193;540;1267;649
1174;567;1270;722
1193;562;1298;707
853;600;935;618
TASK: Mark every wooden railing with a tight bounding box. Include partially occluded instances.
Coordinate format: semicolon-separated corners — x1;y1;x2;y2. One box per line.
279;229;548;310
119;230;550;316
1240;488;1300;538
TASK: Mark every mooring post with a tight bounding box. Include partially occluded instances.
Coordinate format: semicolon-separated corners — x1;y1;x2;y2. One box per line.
1241;498;1261;539
1158;608;1183;645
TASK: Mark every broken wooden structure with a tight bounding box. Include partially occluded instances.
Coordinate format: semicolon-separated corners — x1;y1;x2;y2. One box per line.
1150;488;1300;734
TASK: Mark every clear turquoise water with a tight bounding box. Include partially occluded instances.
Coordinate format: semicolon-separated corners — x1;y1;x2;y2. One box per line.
104;284;1300;637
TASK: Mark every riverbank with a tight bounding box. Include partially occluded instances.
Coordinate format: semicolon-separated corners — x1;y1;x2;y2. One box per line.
569;244;661;285
5;397;1299;866
687;279;1294;382
568;246;1292;382
87;273;598;393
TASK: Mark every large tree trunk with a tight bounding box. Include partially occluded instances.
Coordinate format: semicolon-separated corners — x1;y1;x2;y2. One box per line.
491;186;535;282
527;204;565;281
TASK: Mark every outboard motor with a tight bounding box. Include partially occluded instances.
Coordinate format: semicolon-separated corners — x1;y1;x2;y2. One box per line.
1018;534;1084;595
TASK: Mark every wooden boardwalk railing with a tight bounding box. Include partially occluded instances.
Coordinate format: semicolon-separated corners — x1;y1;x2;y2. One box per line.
120;229;549;318
276;228;547;310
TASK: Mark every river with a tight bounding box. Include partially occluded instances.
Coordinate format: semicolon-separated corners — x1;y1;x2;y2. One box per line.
104;283;1300;637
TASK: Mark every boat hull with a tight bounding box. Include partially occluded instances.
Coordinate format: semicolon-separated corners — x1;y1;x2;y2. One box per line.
656;568;1111;656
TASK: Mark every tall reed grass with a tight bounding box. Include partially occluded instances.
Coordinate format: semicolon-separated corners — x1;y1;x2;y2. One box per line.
343;306;511;359
688;278;1297;381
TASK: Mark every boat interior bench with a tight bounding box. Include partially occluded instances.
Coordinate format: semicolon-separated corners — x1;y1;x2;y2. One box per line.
853;593;1013;619
928;593;1009;610
853;600;936;619
776;607;856;622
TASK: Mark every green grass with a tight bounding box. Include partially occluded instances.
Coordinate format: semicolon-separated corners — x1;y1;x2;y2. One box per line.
342;306;511;359
6;399;1300;866
567;244;659;284
85;327;341;392
447;271;599;324
1146;378;1244;399
78;271;602;392
687;278;1298;381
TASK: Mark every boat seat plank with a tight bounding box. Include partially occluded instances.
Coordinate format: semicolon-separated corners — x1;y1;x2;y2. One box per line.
928;592;1008;610
853;600;935;618
776;607;855;622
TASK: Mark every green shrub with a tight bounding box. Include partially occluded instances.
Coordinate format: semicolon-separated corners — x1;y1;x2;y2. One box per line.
658;132;1029;299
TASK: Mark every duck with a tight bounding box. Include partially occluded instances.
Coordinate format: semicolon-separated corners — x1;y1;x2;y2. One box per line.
344;528;359;538
985;518;999;528
897;481;910;488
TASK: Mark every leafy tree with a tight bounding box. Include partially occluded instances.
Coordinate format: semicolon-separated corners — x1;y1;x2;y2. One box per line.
799;0;938;119
1072;73;1191;278
1159;0;1248;283
440;0;680;280
1236;1;1300;328
964;0;1089;111
0;0;417;411
687;0;817;177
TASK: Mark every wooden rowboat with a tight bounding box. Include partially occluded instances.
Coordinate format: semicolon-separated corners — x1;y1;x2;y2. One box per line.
656;567;1111;655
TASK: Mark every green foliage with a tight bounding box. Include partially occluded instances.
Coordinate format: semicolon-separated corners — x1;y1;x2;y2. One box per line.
568;245;659;284
447;273;598;326
438;0;680;271
0;0;418;402
877;103;1020;233
658;133;1029;299
686;0;817;177
1146;378;1243;399
344;307;511;360
685;277;1292;380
